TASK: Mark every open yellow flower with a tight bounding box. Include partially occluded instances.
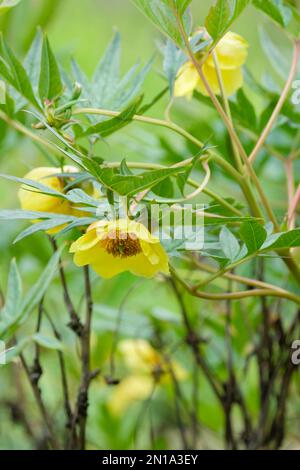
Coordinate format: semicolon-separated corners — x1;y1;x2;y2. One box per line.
174;31;248;99
70;219;169;279
107;339;187;415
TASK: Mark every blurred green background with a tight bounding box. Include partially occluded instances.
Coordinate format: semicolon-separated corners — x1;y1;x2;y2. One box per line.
0;0;299;450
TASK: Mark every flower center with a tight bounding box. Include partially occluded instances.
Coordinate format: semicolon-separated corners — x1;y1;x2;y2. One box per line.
101;230;142;258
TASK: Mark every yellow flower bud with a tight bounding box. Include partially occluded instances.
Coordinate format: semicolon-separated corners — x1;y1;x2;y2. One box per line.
174;31;248;98
18;166;80;234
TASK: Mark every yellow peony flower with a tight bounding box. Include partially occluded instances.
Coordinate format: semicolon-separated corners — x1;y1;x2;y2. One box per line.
174;31;248;99
107;339;187;416
70;219;169;279
18;166;89;234
18;166;73;214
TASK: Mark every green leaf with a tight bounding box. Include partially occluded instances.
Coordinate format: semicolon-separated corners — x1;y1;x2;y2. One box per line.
120;159;133;176
131;0;191;47
152;176;174;198
3;259;22;321
0;0;21;16
66;188;99;206
71;58;91;96
239;221;267;254
219;226;240;261
0;251;61;340
175;0;192;14
55;217;96;236
82;95;143;138
231;89;257;131
72;34;152;117
206;0;231;41
206;0;249;41
20;250;61;322
0;172;66;198
0;338;32;364
163;39;186;95
13;217;76;243
0;209;74;220
92;32;121;107
0;34;39;108
96;166;184;197
24;29;43;98
39;35;63;102
33;333;63;351
262;228;300;251
253;0;300;38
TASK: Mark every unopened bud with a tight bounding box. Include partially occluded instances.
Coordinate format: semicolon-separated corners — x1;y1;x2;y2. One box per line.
72;81;82;100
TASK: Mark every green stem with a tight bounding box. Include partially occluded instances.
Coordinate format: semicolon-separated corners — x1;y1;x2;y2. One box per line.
171;266;300;306
175;15;279;229
0;109;242;216
0;110;61;155
73;107;243;182
106;161;242;216
212;51;244;174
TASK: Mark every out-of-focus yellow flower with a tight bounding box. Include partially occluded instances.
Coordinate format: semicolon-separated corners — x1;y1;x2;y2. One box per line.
118;339;162;374
107;375;154;416
70;219;169;279
174;31;248;99
18;166;89;234
107;339;187;416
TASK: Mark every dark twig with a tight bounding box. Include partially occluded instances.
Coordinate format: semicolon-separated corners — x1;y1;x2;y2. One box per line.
169;277;224;403
19;353;59;449
49;237;83;337
223;280;237;450
70;266;94;450
44;310;73;430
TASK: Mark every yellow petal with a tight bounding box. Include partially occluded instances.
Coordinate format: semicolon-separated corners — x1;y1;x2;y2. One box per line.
196;63;243;97
174;62;200;98
91;248;143;279
107;375;154;416
206;31;248;70
128;252;169;278
140;240;169;272
18;167;65;213
71;219;169;279
70;228;101;253
72;245;102;267
119;339;162;372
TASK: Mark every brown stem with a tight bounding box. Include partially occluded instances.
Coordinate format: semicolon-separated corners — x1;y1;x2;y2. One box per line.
224;278;237;450
44;310;73;431
71;266;94;450
249;40;300;164
19;353;59;449
49;237;83;337
169;277;224;403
